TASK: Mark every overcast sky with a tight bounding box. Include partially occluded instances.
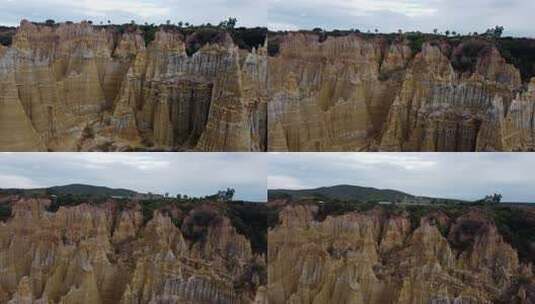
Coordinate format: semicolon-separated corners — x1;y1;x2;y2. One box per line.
2;152;535;202
0;153;267;202
1;0;533;37
269;0;535;37
268;153;535;203
0;0;267;27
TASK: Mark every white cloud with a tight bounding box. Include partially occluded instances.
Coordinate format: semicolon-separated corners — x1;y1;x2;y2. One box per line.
0;174;41;188
74;153;170;170
337;153;437;170
277;153;437;171
77;0;170;18
268;0;535;37
268;22;299;31
268;175;308;189
333;0;437;17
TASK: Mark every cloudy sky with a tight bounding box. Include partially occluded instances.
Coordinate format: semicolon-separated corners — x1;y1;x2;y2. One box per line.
0;0;267;27
0;153;267;202
268;153;535;203
1;0;533;37
269;0;535;37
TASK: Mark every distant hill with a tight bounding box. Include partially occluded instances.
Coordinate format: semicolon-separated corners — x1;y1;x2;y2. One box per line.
268;184;465;203
269;185;416;202
47;184;138;197
0;184;139;198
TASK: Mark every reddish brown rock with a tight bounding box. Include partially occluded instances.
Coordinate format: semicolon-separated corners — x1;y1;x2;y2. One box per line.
268;33;532;151
0;21;267;151
0;198;263;303
268;204;534;304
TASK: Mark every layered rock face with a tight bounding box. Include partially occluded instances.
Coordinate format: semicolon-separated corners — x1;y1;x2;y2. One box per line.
0;21;267;151
0;198;265;303
268;204;535;303
268;33;535;151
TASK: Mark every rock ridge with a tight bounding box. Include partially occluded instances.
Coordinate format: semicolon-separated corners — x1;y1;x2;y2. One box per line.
0;21;267;151
268;33;535;151
0;198;264;303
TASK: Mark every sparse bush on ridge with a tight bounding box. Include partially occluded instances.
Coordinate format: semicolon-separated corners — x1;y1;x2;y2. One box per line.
267;27;535;81
0;18;267;55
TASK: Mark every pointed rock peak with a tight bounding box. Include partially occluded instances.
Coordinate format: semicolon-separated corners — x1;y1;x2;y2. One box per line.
149;29;186;54
8;276;34;303
528;77;535;95
19;19;34;30
419;42;447;59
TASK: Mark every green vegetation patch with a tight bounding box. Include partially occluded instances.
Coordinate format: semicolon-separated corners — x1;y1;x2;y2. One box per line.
498;38;535;82
489;206;535;264
181;207;222;244
226;202;276;254
231;27;267;51
314;199;377;221
183;26;231;56
405;33;427;55
138;24;159;46
0;204;11;221
0;27;14;47
451;39;491;74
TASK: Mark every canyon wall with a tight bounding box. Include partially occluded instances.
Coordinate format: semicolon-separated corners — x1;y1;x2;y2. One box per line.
0;21;267;151
268;33;535;151
5;24;535;152
268;204;535;303
0;198;265;303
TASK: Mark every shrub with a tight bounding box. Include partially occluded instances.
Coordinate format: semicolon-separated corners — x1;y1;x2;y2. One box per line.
451;40;490;73
490;206;535;264
0;205;11;221
0;28;15;47
181;208;221;244
406;33;427;55
498;37;535;82
267;36;281;56
139;24;159;46
226;202;276;254
231;27;267;51
185;27;226;56
0;35;12;46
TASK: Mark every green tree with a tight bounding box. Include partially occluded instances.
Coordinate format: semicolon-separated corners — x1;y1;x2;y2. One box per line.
218;17;237;30
485;25;504;39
